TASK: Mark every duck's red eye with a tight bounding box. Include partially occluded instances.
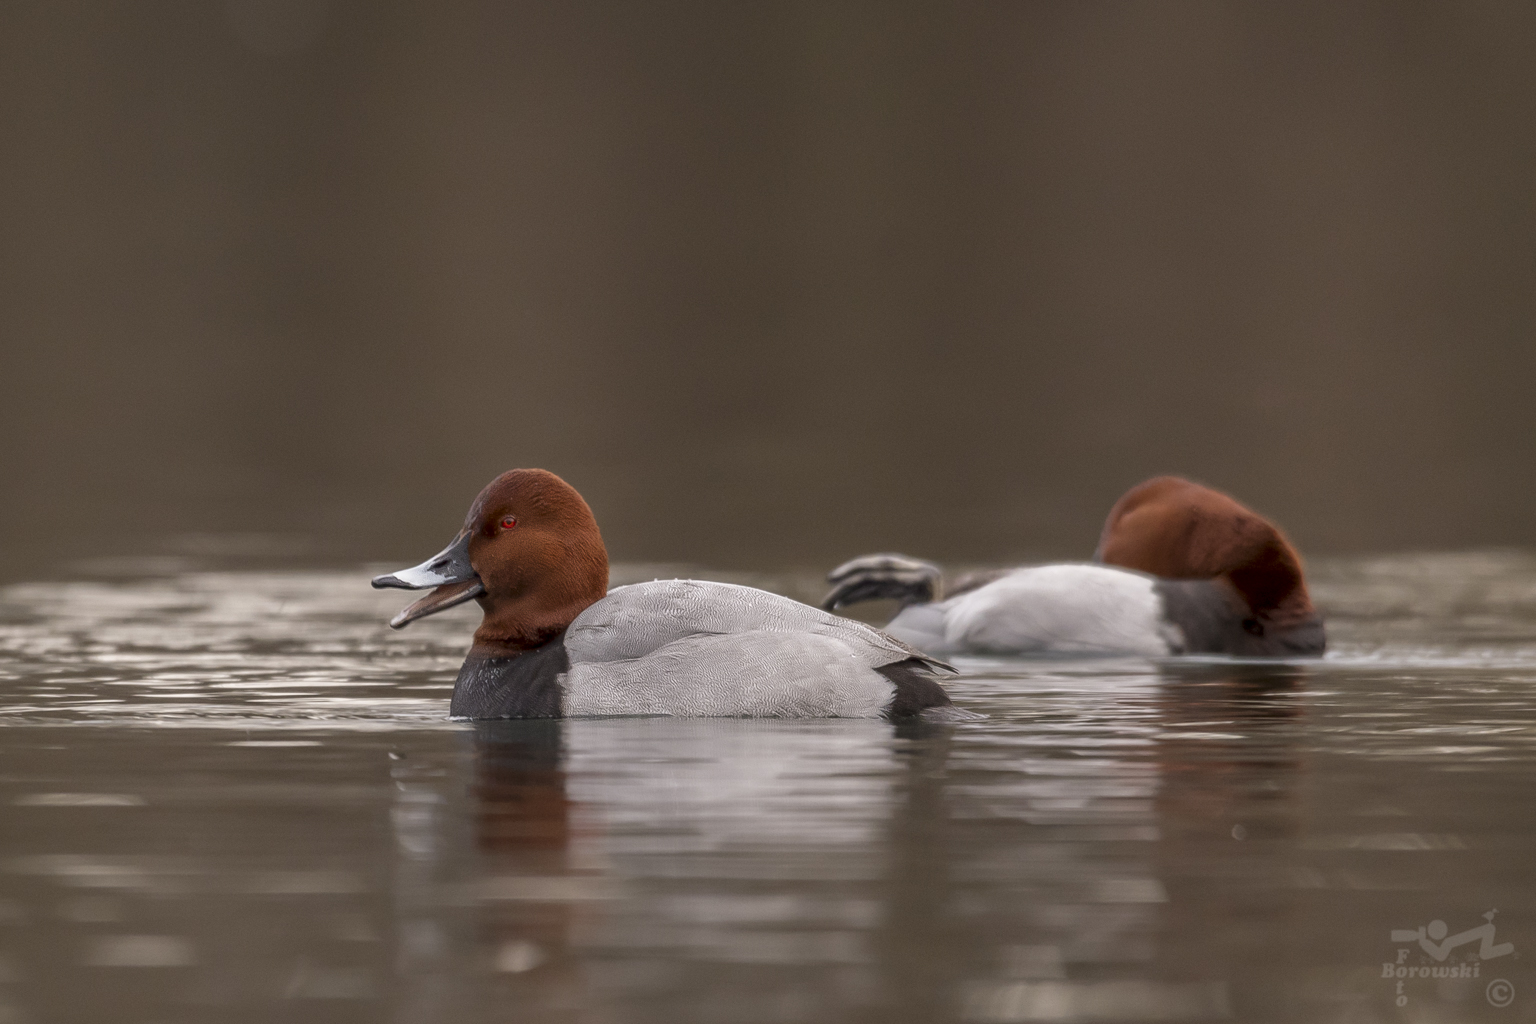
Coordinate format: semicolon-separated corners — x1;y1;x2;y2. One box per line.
500;517;517;530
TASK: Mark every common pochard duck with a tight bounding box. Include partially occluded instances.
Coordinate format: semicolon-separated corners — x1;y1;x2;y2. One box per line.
373;469;955;720
823;476;1324;658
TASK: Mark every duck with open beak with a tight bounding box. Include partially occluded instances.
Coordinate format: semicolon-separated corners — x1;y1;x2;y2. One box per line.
371;529;484;629
369;468;957;721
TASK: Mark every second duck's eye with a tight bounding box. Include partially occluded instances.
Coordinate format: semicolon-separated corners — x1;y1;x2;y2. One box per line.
499;516;517;531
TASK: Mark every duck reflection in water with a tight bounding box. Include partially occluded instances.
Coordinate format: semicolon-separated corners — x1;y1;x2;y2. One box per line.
1150;661;1311;999
465;715;973;1021
461;669;1324;1021
1153;660;1310;827
469;720;590;1015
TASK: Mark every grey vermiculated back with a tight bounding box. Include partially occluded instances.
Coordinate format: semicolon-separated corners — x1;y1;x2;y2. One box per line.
564;631;898;718
559;580;951;718
566;580;947;672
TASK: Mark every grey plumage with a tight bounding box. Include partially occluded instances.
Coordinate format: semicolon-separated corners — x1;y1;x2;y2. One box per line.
560;580;953;718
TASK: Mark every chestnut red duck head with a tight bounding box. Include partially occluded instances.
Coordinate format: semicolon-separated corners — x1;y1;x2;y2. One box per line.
1095;476;1316;631
372;469;609;656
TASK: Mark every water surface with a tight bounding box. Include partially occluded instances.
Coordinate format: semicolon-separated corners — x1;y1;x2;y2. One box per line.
1;553;1534;1023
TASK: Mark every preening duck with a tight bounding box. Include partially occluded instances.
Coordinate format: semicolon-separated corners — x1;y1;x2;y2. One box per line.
373;469;955;720
823;476;1324;658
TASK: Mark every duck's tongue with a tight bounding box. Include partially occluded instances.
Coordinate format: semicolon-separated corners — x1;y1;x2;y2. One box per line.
372;529;482;629
388;578;485;629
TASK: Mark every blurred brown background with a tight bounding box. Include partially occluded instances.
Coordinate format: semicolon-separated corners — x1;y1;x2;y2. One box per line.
3;1;1534;578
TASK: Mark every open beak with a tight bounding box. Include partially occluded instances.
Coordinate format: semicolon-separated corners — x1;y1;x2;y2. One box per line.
371;529;485;629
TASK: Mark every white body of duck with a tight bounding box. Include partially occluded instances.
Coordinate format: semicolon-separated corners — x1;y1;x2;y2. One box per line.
878;563;1177;657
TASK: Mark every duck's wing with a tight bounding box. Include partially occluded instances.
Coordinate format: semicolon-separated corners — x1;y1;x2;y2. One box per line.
563;628;940;718
822;553;942;610
564;579;953;675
